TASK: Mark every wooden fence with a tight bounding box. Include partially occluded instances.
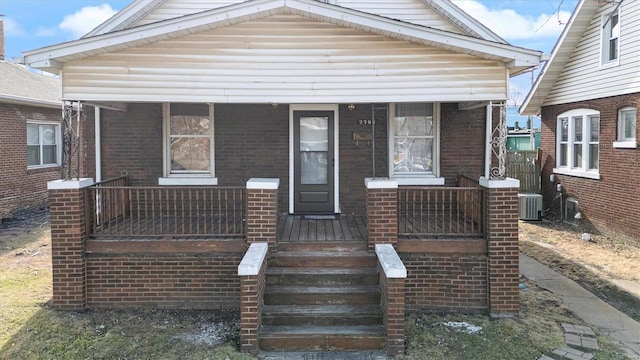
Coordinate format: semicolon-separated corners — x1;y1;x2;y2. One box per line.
507;150;541;194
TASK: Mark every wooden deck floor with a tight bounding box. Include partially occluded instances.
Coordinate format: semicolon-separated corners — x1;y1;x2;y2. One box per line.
276;215;368;243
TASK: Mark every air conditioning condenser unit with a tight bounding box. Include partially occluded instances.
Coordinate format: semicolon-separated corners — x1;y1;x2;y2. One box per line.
518;194;542;221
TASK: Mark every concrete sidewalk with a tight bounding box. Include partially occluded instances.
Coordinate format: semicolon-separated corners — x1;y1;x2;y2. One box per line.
520;254;640;359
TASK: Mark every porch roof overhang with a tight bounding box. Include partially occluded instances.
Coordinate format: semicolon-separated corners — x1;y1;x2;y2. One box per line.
23;0;541;76
520;0;599;116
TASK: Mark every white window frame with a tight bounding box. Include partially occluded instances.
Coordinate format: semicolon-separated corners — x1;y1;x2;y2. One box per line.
26;121;62;169
388;102;444;186
600;9;620;67
554;109;600;180
159;103;217;186
614;107;637;149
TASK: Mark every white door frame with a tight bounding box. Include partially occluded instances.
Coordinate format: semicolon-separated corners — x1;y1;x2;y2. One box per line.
289;104;340;214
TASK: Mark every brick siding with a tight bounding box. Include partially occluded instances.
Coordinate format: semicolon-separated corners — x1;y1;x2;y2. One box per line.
400;253;488;312
0;104;62;219
86;252;242;309
540;93;640;243
378;267;405;355
239;253;267;354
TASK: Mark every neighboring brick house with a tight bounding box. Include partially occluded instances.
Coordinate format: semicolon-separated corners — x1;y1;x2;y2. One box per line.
0;21;62;220
23;0;542;354
521;0;640;244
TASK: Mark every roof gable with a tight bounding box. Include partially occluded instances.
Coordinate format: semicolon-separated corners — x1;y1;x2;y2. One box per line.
520;0;600;115
24;0;540;74
86;0;505;43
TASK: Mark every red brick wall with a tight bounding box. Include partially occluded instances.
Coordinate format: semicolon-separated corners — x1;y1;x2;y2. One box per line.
86;251;243;309
540;93;640;243
97;103;487;215
440;103;486;184
400;253;488;312
378;266;405;355
0;104;62;219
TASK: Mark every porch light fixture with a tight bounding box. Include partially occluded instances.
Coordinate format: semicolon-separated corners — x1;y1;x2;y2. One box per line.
348;104;356;111
271;103;279;109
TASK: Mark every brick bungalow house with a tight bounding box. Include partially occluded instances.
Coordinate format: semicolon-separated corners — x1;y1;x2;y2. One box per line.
521;0;639;244
22;0;542;354
0;20;62;220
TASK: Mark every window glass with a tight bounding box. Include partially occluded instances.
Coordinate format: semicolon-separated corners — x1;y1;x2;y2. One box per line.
556;110;599;177
602;11;620;63
168;103;212;174
619;108;636;141
589;115;600;170
27;123;59;167
392;103;435;175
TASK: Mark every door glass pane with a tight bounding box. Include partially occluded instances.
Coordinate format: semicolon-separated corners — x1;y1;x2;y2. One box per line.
171;137;210;171
394;138;433;173
300;117;328;151
301;152;327;185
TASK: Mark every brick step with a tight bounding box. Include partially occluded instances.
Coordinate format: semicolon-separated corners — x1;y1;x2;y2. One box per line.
264;285;381;306
259;325;386;351
277;242;369;252
266;267;379;287
263;304;382;326
269;251;377;268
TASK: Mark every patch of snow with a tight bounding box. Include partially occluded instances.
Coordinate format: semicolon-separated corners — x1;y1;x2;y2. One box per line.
174;322;236;347
442;321;482;334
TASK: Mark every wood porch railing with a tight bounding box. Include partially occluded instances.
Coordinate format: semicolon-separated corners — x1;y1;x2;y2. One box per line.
85;177;246;238
398;177;484;238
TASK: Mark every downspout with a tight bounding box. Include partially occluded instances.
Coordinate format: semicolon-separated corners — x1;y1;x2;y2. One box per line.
95;107;102;182
484;101;493;179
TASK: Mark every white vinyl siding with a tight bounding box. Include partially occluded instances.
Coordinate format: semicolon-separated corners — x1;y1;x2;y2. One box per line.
62;15;507;104
543;0;640;106
132;0;464;33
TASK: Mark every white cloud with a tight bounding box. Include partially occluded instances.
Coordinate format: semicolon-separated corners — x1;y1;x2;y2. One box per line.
59;4;117;38
36;27;58;37
451;0;572;40
3;17;25;37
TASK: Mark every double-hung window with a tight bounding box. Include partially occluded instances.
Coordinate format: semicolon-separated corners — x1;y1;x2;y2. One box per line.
389;103;443;185
614;107;637;148
160;103;217;185
555;109;600;179
601;10;620;65
27;122;61;168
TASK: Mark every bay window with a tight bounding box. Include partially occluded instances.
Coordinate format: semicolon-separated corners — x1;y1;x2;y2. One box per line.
555;109;600;179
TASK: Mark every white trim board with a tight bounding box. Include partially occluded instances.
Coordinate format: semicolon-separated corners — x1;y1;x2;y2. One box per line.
289;104;340;214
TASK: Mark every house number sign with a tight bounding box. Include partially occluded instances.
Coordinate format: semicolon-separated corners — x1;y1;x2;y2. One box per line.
358;119;373;125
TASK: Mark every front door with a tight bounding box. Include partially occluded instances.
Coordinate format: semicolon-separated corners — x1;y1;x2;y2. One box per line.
293;111;335;214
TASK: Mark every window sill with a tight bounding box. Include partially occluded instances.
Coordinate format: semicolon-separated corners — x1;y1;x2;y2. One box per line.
553;168;601;180
158;177;218;186
392;176;445;186
613;141;637;149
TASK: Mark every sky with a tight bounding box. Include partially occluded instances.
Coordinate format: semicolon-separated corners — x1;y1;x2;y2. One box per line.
0;0;580;114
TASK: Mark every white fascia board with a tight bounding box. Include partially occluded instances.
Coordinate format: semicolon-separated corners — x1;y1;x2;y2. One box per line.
84;0;165;37
0;94;62;109
520;0;597;116
23;0;286;65
286;0;541;66
422;0;506;43
24;0;541;69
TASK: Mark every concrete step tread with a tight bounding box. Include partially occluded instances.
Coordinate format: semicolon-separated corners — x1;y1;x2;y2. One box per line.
265;286;380;294
264;304;382;315
266;268;378;275
273;251;374;258
261;325;385;336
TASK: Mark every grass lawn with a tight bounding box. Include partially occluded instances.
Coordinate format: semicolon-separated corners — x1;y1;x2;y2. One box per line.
0;214;634;359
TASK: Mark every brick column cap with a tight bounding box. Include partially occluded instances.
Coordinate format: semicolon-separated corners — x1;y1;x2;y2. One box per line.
48;178;94;190
365;178;398;189
375;244;407;278
238;242;268;276
479;176;519;189
246;178;280;190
